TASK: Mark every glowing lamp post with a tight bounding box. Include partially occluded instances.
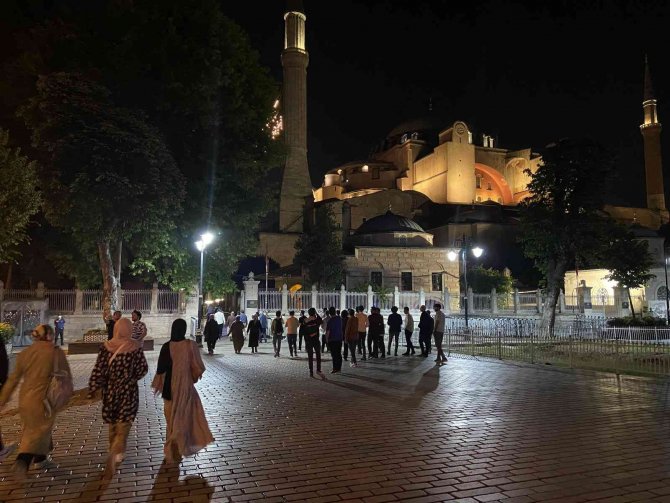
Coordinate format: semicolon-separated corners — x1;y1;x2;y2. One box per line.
448;238;484;329
195;232;215;335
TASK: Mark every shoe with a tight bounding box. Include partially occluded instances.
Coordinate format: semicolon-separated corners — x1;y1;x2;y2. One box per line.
380;355;385;359
352;363;358;368
411;351;416;355
402;352;410;356
309;372;314;378
394;352;398;356
434;358;441;362
442;356;448;362
0;443;17;462
330;369;340;374
350;362;355;367
317;371;326;380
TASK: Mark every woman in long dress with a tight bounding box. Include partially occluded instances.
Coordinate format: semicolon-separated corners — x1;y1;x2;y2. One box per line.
152;319;214;464
88;317;148;479
230;316;245;354
0;324;71;480
247;314;261;353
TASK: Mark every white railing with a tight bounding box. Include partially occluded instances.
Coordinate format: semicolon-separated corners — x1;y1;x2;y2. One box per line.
157;291;180;313
45;290;76;314
317;292;339;310
346;292;367;310
472;294;491;311
288;291;311;312
398;291;420;310
260;290;282;312
517;291;538;311
373;293;393;310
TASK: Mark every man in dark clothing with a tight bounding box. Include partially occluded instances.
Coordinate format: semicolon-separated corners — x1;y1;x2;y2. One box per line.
106;311;122;340
326;307;344;373
203;313;219;355
304;308;325;379
367;307;385;358
418;305;434;357
386;306;403;356
54;315;65;346
298;310;307;352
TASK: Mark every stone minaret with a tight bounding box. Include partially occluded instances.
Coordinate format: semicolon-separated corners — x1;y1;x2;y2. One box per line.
279;0;312;232
640;56;666;211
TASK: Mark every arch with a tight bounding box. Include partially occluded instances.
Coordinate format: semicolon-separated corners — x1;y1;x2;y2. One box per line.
474;163;514;205
656;285;669;300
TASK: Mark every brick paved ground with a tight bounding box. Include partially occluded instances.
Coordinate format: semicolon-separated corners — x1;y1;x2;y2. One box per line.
0;339;669;503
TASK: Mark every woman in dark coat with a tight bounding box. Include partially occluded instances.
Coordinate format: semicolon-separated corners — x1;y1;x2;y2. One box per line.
247;314;261;353
203;314;219;356
229;316;245;354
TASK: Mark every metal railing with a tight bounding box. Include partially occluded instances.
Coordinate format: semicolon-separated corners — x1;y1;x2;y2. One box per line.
317;292;339;310
157;291;180;313
3;289;34;300
82;290;103;313
119;290;151;312
443;317;670;377
373;293;393;310
45;290;76;314
288;291;311;312
346;292;367;310
399;291;420;310
472;294;491;311
261;290;282;311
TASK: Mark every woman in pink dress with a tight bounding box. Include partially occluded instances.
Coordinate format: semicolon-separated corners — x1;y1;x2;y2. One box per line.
151;319;213;464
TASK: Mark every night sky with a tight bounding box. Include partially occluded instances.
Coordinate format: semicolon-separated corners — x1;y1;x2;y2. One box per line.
224;0;669;208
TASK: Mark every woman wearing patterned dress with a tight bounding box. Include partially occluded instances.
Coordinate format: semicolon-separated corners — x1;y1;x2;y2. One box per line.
88;317;148;479
151;319;213;464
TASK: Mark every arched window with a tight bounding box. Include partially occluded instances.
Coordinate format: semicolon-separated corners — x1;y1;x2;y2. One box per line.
657;286;669;300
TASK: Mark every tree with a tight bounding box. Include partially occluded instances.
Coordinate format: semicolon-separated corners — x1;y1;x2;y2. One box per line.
519;138;614;332
19;73;185;320
0;128;41;264
603;226;655;318
468;266;513;294
294;206;345;289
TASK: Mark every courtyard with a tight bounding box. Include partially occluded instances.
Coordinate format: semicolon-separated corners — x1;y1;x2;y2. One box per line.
0;340;669;503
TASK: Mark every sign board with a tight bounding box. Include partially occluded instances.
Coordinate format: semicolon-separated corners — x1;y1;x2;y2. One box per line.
583;302;592;309
622;301;629;309
246;299;258;309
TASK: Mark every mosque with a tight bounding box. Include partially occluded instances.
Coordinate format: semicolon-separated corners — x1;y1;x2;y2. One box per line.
258;1;667;303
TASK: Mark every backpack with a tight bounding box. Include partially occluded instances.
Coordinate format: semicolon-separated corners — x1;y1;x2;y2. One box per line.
44;347;73;418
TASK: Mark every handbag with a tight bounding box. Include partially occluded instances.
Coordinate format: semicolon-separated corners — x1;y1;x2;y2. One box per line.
44;348;73;418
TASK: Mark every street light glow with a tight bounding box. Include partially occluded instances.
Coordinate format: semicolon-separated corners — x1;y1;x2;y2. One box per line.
195;240;205;252
201;232;214;246
472;246;484;258
448;250;458;261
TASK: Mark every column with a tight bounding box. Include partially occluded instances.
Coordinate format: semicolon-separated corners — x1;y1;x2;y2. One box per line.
491;288;498;314
150;282;159;314
513;289;519;314
559;289;566;314
75;288;83;315
367;285;374;312
311;284;318;310
613;286;631;317
577;284;593;316
467;287;474;314
419;287;425;308
35;281;46;299
443;288;451;315
393;285;399;309
242;272;261;313
340;284;346;312
282;284;289;314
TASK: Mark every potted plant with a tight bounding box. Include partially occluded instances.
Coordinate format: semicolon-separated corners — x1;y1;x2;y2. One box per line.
0;321;15;355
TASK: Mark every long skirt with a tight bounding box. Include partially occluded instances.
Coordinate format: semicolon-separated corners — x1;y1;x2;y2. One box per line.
232;334;244;352
248;331;259;348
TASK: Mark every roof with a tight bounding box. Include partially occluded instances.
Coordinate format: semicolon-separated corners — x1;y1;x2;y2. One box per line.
386;115;446;140
355;210;427;235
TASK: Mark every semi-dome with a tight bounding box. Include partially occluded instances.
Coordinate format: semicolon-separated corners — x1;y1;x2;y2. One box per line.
352;210;433;247
386;115;446;140
355;210;427;235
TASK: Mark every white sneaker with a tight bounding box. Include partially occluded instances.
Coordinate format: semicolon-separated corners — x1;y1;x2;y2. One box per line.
350;362;355;367
0;443;17;462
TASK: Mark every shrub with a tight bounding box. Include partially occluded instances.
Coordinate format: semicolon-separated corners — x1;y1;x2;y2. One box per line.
0;322;14;344
606;316;667;327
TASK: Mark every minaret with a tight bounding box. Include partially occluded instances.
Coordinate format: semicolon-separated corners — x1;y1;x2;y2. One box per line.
640;56;665;211
279;0;312;232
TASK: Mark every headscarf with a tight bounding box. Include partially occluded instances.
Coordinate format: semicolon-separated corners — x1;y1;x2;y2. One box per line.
32;324;54;342
170;319;187;342
104;317;141;354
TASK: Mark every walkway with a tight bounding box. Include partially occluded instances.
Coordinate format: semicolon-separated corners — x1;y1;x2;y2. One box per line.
0;340;669;502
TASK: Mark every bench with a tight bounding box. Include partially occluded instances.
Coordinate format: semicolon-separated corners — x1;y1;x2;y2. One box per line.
68;337;154;354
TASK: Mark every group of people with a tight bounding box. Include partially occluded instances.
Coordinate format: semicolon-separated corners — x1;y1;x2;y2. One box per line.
0;317;213;482
217;303;449;378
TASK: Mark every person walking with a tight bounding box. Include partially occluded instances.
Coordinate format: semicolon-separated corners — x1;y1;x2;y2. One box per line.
271;311;284;357
304;308;325;379
355;306;368;360
0;324;71;480
131;310;147;342
320;308;330;352
344;308;359;368
247;313;261;353
387;306;402;356
230;316;245;354
326;307;343;373
298;310;307;352
151;319;214;464
259;311;268;343
239;310;248;327
54;315;65;346
285;311;299;357
88;318;148;479
367;307;385;359
402;306;416;356
433;303;448;363
105;311;122;341
226;311;237;332
418;305;434;357
203;313;219;355
214;308;225;339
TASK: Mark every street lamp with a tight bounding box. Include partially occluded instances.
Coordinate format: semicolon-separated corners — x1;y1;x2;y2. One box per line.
448;236;484;328
195;231;215;331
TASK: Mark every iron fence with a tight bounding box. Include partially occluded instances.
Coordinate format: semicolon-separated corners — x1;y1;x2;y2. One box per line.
3;289;34;300
288;291;311;312
45;290;76;314
157;291;180;313
261;290;282;311
120;290;152;312
82;290;103;313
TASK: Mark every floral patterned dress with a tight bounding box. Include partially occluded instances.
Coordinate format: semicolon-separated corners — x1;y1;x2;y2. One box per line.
89;346;148;423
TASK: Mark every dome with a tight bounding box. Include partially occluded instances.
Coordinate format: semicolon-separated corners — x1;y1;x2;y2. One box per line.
355;210;427;235
386;115;446;140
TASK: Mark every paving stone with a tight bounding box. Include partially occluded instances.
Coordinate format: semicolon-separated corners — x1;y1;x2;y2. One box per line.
0;342;668;501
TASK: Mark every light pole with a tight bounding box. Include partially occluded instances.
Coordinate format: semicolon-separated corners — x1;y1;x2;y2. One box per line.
663;251;670;325
448;236;484;329
195;232;215;332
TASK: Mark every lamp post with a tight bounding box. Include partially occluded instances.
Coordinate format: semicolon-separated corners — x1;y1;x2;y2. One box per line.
448;236;484;329
663;252;670;325
195;232;215;334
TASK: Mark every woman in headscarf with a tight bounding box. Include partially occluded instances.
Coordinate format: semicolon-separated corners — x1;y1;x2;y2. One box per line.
0;324;71;480
246;313;261;353
229;315;245;354
203;313;219;356
88;317;148;479
151;319;213;464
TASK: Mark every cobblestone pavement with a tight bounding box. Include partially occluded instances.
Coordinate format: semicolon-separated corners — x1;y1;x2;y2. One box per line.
1;340;669;503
